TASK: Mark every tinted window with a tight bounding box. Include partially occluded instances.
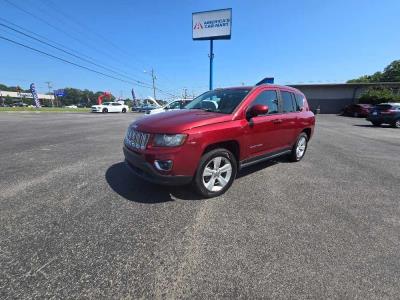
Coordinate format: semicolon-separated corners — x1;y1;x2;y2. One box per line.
376;104;392;111
282;91;295;113
185;89;251;114
294;94;304;111
167;101;181;109
251;90;279;114
112;103;121;106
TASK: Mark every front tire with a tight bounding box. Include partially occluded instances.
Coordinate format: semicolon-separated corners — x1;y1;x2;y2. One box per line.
122;108;127;113
193;148;237;198
289;133;308;162
102;108;108;113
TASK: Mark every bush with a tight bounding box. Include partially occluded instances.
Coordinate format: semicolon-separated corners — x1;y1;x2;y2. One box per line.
359;87;400;105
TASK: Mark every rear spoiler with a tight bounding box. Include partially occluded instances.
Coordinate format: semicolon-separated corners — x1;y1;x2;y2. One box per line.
256;77;274;86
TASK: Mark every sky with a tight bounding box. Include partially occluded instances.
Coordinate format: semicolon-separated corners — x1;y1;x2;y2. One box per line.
0;0;399;100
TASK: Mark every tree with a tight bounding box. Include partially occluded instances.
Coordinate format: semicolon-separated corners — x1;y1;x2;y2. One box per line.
347;60;400;83
381;60;400;82
359;87;400;104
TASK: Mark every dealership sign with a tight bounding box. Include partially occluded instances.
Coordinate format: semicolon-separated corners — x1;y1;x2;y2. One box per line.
192;9;232;40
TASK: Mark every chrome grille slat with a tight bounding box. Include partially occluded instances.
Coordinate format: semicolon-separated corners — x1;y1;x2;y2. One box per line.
125;128;150;150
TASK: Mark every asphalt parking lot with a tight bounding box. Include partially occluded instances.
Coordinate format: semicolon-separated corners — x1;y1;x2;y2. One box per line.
0;112;399;299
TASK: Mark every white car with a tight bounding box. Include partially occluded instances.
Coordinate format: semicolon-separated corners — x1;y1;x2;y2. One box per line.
91;102;128;113
147;99;192;115
65;105;78;109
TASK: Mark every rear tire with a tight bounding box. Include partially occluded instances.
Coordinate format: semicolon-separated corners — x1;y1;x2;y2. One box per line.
392;119;400;128
102;108;108;113
289;133;308;162
193;148;237;198
122;108;127;113
371;121;382;127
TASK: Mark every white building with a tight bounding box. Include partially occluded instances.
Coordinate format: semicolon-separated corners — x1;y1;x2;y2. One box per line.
0;90;55;101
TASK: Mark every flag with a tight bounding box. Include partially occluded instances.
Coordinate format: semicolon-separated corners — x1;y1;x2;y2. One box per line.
131;88;136;100
30;83;41;108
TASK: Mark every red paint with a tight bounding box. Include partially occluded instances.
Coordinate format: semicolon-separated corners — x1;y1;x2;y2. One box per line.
125;85;315;178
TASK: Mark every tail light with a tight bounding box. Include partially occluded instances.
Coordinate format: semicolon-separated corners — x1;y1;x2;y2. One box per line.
381;109;396;115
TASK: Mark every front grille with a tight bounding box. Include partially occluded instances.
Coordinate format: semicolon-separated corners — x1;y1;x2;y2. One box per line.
125;128;150;150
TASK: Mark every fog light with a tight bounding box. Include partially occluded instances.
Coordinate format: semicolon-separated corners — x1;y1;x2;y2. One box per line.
154;160;173;171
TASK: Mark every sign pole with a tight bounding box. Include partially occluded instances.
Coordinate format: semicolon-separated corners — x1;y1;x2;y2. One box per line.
209;39;214;90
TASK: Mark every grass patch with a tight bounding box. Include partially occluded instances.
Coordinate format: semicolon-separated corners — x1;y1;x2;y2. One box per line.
0;107;91;113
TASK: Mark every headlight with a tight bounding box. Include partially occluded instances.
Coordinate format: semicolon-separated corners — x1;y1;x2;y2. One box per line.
153;134;187;147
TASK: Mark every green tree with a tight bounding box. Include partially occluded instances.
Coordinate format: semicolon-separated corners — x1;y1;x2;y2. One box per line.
359;87;400;104
348;60;400;83
381;60;400;82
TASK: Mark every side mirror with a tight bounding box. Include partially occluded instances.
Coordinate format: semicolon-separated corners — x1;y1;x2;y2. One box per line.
247;104;269;119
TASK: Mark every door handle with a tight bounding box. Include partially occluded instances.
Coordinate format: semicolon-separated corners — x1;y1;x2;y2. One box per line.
272;119;283;124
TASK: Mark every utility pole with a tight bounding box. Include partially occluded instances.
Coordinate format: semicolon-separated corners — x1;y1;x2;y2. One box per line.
151;68;156;101
144;69;157;101
45;81;53;107
183;88;188;99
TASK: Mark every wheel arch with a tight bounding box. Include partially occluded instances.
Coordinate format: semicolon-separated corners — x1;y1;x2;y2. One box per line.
302;128;312;140
202;140;240;163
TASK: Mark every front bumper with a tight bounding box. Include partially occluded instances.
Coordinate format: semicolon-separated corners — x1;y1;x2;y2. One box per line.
123;146;192;186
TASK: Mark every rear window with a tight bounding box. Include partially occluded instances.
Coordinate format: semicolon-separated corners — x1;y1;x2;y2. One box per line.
281;91;296;113
294;94;305;111
376;104;392;110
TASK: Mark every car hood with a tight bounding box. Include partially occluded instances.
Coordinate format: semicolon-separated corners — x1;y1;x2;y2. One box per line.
132;109;231;133
149;108;164;114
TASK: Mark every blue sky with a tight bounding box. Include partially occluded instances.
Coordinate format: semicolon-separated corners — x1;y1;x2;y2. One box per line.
0;0;399;99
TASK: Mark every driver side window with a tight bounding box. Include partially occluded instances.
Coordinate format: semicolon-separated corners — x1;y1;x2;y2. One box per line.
251;90;279;114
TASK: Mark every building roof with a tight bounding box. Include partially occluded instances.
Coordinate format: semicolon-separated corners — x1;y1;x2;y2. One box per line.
289;82;400;88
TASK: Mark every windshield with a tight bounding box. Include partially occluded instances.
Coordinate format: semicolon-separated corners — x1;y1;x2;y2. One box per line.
185;89;251;114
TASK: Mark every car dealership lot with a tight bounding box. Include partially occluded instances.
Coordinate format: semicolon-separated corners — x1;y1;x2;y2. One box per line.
0;113;399;298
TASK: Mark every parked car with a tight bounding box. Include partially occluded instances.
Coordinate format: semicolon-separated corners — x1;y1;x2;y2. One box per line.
13;102;28;107
367;103;400;128
123;85;315;198
131;105;141;112
91;102;128;113
138;105;158;113
146;99;193;115
65;105;78;109
343;104;373;117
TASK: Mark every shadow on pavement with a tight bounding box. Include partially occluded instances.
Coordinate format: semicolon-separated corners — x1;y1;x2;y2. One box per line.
106;157;290;203
105;162;203;203
353;124;392;128
236;156;288;179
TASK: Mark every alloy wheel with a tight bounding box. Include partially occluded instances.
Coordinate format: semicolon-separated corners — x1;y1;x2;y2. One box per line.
296;136;307;159
202;156;232;192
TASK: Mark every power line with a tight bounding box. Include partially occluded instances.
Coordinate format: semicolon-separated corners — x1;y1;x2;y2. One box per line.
0;34;151;88
1;2;180;98
0;35;180;97
34;0;182;91
39;0;150;72
2;0;150;82
0;22;154;88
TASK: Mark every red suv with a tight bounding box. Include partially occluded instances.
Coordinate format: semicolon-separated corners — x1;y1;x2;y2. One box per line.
123;85;315;197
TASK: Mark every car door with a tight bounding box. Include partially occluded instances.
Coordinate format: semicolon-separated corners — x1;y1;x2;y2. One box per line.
244;88;288;156
112;103;122;112
279;90;300;147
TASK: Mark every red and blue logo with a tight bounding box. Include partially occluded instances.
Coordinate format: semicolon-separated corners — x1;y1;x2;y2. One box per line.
193;22;203;30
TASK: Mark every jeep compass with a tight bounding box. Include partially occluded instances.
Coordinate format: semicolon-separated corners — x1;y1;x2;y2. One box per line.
123;84;315;197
